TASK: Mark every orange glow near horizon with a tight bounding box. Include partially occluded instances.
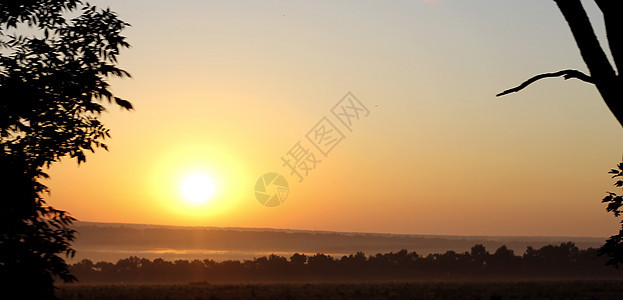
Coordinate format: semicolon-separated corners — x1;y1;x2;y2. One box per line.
44;0;623;237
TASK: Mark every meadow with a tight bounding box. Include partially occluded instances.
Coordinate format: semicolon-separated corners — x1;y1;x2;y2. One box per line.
57;280;623;300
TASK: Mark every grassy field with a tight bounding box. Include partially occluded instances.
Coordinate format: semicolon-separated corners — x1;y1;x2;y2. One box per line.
57;280;623;300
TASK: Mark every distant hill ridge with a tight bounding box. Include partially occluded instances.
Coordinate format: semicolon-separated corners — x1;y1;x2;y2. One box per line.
70;221;606;263
74;221;606;240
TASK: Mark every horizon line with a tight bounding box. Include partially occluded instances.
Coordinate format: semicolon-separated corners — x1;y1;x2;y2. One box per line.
73;220;607;240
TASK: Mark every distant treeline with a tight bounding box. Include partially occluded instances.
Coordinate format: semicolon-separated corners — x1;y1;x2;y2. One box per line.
69;243;622;283
72;224;604;255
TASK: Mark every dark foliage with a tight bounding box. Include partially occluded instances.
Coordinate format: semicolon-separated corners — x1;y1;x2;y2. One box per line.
0;0;130;298
68;243;622;284
599;161;623;268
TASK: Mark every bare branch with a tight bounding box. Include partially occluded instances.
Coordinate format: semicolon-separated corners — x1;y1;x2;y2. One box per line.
496;69;593;97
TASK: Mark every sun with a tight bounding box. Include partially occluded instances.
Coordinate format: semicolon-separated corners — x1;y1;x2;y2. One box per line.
181;173;215;204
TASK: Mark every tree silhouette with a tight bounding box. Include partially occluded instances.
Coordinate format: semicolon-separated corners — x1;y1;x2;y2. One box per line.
0;0;131;298
496;0;623;267
66;245;623;284
497;0;623;127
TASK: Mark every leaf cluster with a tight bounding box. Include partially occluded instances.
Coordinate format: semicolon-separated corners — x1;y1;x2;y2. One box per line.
0;0;132;168
599;162;623;268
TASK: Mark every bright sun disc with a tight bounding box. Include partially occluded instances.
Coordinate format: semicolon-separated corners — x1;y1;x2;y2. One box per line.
181;173;215;204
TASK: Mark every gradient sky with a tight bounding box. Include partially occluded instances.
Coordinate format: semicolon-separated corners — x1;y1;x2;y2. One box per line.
42;0;623;236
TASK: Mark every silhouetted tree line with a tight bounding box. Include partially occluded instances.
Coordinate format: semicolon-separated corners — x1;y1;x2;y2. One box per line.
67;243;622;284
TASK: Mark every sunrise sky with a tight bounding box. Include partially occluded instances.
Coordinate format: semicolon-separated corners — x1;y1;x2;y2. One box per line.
43;0;623;237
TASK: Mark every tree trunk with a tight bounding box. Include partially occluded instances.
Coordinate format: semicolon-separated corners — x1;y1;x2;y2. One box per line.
554;0;623;127
594;0;623;74
595;79;623;127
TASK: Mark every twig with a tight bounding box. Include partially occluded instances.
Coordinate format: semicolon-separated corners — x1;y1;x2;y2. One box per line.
496;69;593;97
